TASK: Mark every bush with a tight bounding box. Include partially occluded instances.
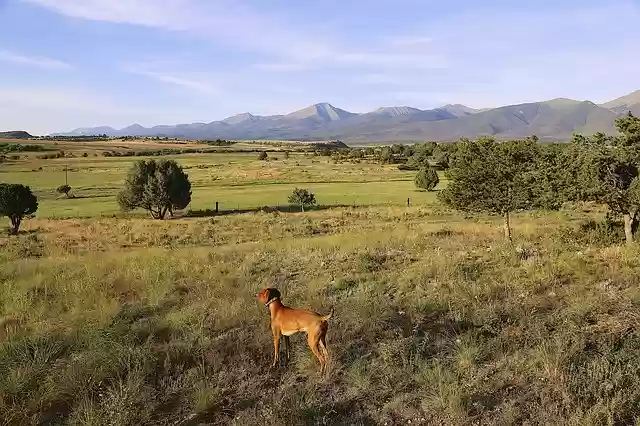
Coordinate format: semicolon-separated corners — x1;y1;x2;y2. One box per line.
117;159;192;219
0;183;38;234
414;167;439;191
288;188;316;212
258;151;268;161
555;216;626;247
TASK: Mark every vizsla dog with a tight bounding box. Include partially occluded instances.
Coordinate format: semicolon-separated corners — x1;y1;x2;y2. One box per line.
256;288;333;373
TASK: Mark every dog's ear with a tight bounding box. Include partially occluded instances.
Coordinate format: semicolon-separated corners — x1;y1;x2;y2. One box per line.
267;288;281;300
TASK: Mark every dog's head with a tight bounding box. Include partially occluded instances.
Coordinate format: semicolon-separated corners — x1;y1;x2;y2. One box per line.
256;287;281;305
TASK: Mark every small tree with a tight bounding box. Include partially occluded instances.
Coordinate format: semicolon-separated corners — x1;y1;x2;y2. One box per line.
288;188;316;212
415;167;439;191
56;184;72;198
0;184;38;234
283;151;290;159
439;137;558;241
117;159;191;219
258;151;268;161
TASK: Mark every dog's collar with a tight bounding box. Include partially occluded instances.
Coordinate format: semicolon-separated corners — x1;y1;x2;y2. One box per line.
265;297;279;307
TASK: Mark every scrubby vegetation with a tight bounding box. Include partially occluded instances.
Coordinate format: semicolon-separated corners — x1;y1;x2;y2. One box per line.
0;143;48;154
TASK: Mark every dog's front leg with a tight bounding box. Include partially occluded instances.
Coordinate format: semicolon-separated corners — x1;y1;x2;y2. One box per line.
271;329;281;368
284;336;291;362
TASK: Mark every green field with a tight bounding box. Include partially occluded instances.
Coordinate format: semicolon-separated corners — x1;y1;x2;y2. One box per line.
1;151;441;218
2;141;640;425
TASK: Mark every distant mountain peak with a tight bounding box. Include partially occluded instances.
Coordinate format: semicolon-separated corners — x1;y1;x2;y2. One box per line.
543;97;583;106
222;112;259;125
373;106;422;116
437;104;479;117
286;103;356;122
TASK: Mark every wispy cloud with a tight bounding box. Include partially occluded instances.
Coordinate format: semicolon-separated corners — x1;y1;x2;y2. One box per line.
124;65;218;94
0;49;72;70
24;0;333;61
385;36;433;48
24;0;445;73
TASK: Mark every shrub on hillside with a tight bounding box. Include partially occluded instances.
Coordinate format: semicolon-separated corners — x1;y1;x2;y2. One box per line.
258;151;268;161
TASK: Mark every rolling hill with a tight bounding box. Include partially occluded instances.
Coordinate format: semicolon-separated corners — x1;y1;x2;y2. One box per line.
52;90;640;142
0;131;33;139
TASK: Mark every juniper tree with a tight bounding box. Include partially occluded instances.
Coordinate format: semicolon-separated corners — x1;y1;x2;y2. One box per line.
439;137;561;241
563;113;640;244
414;167;439;191
0;184;38;234
117;159;191;219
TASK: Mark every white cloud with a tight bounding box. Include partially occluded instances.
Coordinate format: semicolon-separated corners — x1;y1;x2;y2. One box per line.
124;66;218;94
0;49;73;70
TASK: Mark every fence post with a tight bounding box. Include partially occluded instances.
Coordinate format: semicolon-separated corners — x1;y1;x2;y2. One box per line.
407;198;410;207
215;201;219;213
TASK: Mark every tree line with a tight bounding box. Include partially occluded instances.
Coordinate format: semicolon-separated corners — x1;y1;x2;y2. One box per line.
439;113;640;244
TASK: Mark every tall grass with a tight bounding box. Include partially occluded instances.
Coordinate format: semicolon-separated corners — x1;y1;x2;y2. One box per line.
1;206;640;425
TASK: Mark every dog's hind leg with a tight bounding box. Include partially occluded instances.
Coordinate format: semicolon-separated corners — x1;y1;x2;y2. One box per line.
307;327;326;373
319;335;329;362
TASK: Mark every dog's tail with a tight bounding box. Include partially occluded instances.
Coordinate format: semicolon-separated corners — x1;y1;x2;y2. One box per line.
321;306;334;322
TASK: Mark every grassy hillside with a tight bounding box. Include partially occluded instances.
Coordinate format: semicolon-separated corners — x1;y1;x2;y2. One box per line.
1;146;640;424
2;203;640;425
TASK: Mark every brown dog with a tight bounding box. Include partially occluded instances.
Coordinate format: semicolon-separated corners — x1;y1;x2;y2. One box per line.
256;287;333;373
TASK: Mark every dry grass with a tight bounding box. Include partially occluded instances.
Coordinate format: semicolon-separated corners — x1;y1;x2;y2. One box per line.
1;205;640;425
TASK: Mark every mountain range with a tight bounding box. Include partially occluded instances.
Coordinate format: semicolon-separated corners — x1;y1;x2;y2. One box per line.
53;90;640;142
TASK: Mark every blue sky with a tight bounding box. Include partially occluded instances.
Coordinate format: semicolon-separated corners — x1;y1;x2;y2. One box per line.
1;0;639;134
